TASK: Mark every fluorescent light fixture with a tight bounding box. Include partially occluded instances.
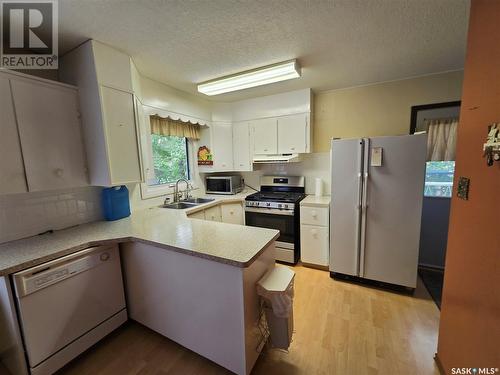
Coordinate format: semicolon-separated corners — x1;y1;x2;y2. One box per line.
197;59;301;96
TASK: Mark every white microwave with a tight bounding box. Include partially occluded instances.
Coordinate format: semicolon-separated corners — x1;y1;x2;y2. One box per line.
206;176;243;195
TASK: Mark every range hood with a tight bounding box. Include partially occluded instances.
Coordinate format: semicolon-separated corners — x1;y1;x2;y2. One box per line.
253;154;303;164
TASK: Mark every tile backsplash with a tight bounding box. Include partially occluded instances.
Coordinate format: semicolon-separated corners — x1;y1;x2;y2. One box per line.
241;152;331;195
0;186;103;244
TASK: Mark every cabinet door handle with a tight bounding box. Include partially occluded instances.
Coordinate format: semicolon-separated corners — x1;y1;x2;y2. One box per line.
311;229;318;237
312;211;317;218
291;147;295;151
55;168;64;177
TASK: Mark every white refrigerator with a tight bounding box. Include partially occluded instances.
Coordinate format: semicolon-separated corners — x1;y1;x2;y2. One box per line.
329;134;427;289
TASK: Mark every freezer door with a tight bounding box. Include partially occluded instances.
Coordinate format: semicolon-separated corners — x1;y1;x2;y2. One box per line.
360;134;427;288
330;138;364;275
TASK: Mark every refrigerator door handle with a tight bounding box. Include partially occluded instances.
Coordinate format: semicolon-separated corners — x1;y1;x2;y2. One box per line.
359;138;370;277
354;140;364;276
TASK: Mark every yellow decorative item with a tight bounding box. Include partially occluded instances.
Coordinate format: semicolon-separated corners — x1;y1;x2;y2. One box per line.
198;146;213;165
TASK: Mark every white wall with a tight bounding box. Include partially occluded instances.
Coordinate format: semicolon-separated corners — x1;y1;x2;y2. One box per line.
0;187;102;244
241;152;331;195
140;75;212;123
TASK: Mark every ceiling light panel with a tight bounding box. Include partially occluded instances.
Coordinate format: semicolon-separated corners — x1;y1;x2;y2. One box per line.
197;60;301;96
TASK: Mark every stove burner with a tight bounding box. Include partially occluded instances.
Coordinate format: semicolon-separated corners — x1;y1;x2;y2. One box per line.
245;191;306;203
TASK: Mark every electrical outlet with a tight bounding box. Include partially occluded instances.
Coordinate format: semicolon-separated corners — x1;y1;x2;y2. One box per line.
457;177;470;200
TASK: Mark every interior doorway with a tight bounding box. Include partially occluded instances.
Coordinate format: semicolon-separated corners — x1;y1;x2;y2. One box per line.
410;101;461;308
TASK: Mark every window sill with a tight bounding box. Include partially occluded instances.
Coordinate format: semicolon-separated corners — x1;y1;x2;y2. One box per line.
140;181;199;200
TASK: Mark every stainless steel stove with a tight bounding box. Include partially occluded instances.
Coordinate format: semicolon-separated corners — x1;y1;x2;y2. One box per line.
245;176;306;264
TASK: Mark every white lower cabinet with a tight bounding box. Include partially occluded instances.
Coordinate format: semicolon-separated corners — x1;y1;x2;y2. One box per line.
300;225;329;266
221;203;244;225
300;204;329;266
188;210;206;220
188;201;245;225
203;205;222;222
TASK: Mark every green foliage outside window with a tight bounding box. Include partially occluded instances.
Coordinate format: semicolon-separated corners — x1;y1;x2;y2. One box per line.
150;134;189;185
424;161;455;198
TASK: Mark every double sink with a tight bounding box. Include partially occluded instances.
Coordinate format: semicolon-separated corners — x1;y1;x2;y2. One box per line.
161;197;215;210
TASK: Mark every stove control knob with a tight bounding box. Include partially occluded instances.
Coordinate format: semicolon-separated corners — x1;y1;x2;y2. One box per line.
277;204;282;209
266;202;271;207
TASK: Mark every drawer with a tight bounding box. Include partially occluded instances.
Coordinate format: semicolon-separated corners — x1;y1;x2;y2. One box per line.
300;225;329;266
300;206;329;227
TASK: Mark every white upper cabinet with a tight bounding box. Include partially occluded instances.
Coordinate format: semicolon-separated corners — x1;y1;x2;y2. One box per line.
198;122;234;173
0;75;27;194
92;40;133;93
278;114;310;154
100;86;142;184
60;40;143;186
251;118;278;155
211;122;234;171
10;78;88;192
231;88;312;157
232;122;252;171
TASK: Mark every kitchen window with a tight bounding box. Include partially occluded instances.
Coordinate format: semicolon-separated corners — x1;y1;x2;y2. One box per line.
140;113;201;199
149;134;190;185
424;161;455;198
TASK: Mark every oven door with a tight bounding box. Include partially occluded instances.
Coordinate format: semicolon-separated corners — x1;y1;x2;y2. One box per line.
245;207;297;263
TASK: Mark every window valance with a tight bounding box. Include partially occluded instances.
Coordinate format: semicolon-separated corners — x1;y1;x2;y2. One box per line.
150;115;201;140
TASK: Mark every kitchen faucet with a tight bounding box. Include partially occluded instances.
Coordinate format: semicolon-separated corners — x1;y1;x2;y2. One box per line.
174;178;191;202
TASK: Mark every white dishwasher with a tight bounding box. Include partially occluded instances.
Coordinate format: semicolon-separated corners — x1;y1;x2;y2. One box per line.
12;245;127;375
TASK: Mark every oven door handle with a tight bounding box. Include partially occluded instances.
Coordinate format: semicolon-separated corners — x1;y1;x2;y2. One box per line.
244;207;295;216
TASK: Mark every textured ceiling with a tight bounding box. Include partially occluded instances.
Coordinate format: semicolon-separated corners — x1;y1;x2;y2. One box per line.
58;0;470;102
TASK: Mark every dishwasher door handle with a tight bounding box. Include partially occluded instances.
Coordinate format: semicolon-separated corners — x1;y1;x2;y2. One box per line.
12;246;112;297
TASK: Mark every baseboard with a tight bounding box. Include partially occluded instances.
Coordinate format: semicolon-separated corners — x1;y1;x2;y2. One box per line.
301;262;329;271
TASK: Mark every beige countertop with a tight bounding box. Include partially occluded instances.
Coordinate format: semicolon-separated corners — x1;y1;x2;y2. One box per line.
0;191;278;276
300;195;331;207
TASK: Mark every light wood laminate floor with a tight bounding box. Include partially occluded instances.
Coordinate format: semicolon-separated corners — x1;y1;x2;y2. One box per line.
56;264;440;375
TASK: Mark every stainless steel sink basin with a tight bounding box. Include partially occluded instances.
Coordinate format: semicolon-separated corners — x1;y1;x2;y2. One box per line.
184;198;215;204
161;202;198;209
